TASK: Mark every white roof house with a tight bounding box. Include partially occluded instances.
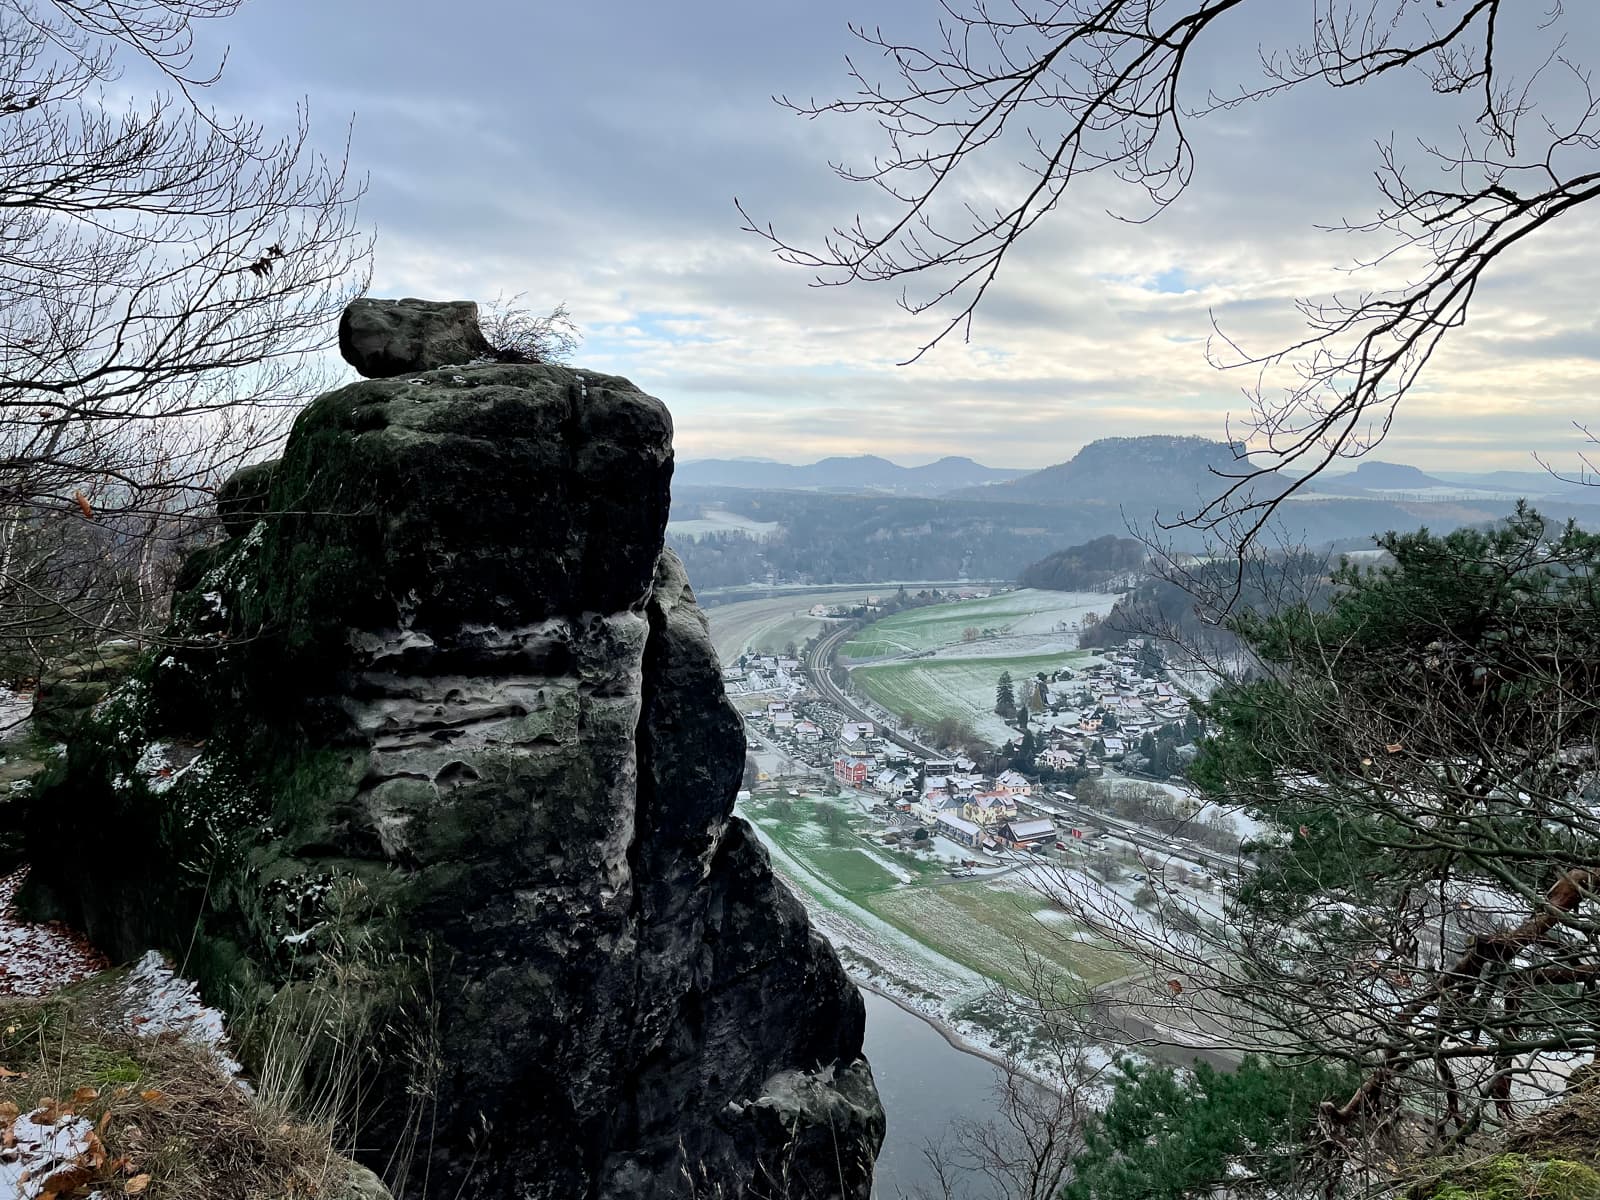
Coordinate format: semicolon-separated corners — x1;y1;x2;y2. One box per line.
1003;817;1056;844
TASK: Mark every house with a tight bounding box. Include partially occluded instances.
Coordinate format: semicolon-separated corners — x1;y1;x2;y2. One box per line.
1101;735;1126;758
841;721;877;744
772;710;796;730
1040;747;1078;770
834;758;869;787
1001;817;1056;848
872;767;904;795
994;770;1032;797
794;719;821;741
962;791;1018;825
935;812;982;847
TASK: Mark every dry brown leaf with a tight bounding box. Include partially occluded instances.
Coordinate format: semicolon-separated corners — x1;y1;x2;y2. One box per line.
34;1097;70;1124
126;1174;152;1194
0;1099;18;1121
137;1089;166;1106
0;1065;26;1078
71;1086;98;1104
40;1164;96;1195
72;490;93;519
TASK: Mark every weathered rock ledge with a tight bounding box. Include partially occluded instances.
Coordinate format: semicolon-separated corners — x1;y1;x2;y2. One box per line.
21;311;883;1198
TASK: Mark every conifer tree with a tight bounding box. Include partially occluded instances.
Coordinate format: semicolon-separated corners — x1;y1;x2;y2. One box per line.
995;670;1016;718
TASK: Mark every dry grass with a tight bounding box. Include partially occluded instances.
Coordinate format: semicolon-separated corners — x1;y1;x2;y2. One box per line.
0;972;375;1199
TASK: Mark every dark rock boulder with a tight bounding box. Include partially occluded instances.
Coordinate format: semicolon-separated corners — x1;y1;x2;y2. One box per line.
215;458;279;537
32;641;142;742
22;350;883;1198
339;297;496;378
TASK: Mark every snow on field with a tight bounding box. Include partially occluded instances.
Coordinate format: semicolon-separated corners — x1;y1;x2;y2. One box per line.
853;845;914;884
848;589;1127;741
667;509;781;541
857;653;1069;744
748;820;991;1000
846;589;1119;658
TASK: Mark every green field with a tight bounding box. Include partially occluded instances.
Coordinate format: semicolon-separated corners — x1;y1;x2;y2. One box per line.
741;794;937;893
863;883;1126;994
841;589;1110;659
855;650;1092;738
739;791;1128;997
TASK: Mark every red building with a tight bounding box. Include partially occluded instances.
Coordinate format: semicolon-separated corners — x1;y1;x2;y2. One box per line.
833;757;870;787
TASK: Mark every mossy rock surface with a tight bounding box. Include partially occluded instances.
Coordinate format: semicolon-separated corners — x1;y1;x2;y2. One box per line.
33;641;143;741
19;355;882;1199
1419;1154;1600;1200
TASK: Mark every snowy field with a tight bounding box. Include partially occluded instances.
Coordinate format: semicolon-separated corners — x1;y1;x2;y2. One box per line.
666;508;782;541
845;588;1121;742
843;589;1118;658
856;649;1094;743
703;588;886;663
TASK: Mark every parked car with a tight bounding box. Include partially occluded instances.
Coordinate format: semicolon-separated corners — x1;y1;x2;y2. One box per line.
1132;873;1148;882
1055;841;1069;850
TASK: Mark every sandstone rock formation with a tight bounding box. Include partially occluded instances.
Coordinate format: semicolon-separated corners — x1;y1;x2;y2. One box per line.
21;331;883;1196
338;297;496;378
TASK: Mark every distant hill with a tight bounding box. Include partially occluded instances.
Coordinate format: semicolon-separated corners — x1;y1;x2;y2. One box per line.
1019;535;1147;591
665;440;1600;589
673;454;1027;495
965;436;1257;508
1340;461;1450;491
1305;462;1594;500
1430;468;1596;499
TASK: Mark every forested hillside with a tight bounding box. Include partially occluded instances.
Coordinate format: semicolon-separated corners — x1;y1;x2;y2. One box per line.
1019;535;1146;590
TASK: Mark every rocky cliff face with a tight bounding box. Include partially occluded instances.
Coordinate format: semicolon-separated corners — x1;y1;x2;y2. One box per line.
21;304;882;1198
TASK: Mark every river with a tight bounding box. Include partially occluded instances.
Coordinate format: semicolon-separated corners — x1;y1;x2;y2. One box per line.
860;988;1008;1199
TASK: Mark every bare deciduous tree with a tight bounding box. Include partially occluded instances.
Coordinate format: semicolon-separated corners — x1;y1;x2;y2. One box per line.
743;1;1597;549
480;294;582;365
0;0;368;673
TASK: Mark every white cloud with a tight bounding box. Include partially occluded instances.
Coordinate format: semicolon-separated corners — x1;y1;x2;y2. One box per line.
185;0;1600;473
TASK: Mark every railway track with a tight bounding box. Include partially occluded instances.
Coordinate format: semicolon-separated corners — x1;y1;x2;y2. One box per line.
807;625;946;761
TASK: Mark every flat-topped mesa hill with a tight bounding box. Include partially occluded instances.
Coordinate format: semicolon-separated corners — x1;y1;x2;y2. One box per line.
21;298;883;1199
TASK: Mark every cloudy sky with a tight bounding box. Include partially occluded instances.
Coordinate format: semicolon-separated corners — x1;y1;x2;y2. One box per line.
183;1;1599;472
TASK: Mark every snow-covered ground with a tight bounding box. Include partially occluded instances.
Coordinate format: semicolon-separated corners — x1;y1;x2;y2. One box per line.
1;868;249;1196
0;869;107;997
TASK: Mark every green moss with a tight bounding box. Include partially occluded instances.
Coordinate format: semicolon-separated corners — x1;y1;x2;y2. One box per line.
82;1046;144;1085
1420;1155;1600;1200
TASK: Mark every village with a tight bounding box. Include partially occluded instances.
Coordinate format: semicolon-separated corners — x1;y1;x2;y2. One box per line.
721;632;1235;876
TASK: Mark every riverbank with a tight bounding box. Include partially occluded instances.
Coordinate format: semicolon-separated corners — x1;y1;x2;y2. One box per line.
853;976;1015;1076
